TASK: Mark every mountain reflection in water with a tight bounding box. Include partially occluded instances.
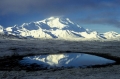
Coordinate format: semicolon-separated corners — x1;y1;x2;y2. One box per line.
20;53;115;68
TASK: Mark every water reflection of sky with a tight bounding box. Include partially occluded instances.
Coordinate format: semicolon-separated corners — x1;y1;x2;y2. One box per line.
20;53;115;68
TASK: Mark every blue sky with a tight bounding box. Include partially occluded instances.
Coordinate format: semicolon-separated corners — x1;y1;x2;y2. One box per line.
0;0;120;33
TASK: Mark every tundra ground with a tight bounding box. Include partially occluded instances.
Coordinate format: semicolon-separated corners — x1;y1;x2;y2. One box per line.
0;38;120;79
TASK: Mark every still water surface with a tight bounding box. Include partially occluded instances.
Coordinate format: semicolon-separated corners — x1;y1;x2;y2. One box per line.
20;53;115;69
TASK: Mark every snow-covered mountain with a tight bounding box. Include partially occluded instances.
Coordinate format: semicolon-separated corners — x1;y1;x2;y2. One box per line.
0;16;120;40
0;25;4;33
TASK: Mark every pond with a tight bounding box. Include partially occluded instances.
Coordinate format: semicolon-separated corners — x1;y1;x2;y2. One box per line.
19;53;116;69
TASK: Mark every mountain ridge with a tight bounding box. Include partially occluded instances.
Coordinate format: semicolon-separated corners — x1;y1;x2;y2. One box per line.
0;17;120;40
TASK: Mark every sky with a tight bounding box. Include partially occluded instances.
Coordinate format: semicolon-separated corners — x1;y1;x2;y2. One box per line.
0;0;120;33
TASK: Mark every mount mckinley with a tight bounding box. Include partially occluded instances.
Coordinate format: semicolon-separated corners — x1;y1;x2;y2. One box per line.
0;17;120;40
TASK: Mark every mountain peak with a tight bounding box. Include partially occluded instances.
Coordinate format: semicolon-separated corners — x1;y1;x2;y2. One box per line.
1;16;120;40
45;16;73;24
0;25;4;33
37;16;77;30
47;16;60;20
0;25;3;28
106;31;118;34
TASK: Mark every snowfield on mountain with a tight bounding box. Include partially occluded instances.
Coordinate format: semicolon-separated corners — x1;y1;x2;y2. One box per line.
0;16;119;40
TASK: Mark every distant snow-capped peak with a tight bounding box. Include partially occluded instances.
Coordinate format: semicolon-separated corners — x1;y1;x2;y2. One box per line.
1;16;120;40
104;31;119;35
19;16;86;32
0;25;4;33
0;25;3;29
39;16;67;29
101;31;120;39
